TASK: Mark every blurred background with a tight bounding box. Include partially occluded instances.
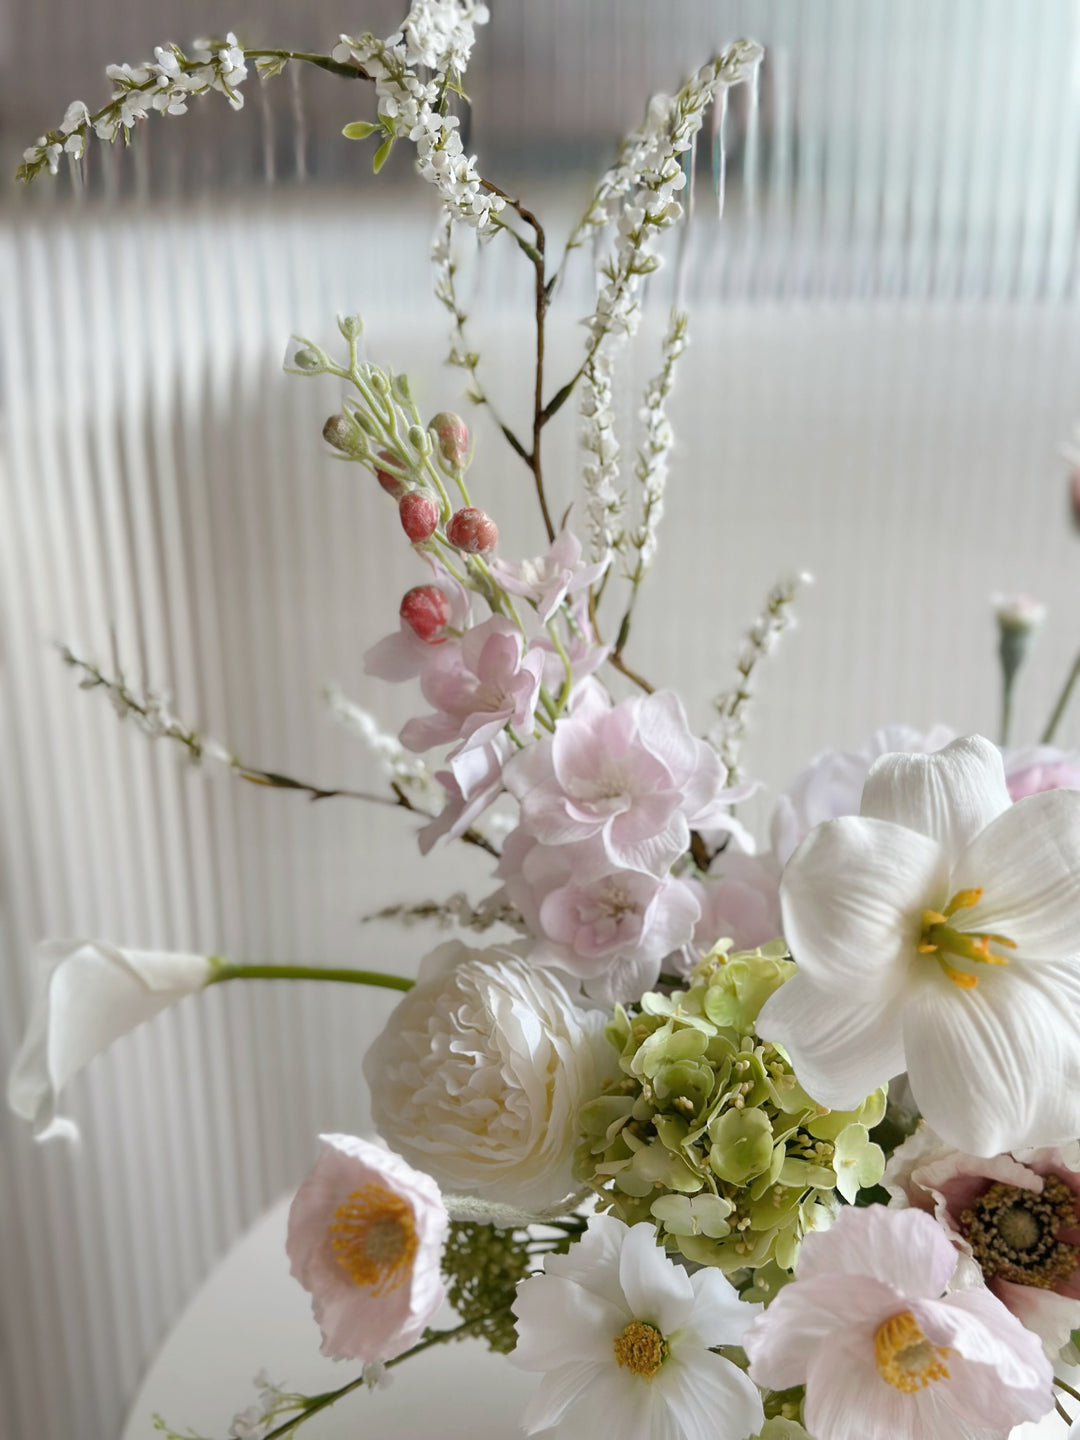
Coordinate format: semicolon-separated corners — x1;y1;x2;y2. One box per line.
4;2;1080;1437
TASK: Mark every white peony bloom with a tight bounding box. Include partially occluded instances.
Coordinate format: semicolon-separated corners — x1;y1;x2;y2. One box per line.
8;939;213;1139
511;1213;764;1440
759;735;1080;1157
363;941;616;1213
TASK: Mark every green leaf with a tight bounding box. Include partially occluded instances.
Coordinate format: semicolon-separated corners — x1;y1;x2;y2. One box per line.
342;120;379;140
372;137;394;173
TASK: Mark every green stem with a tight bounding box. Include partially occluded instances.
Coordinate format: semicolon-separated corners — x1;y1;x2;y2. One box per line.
999;669;1016;747
1041;647;1080;744
208;961;412;992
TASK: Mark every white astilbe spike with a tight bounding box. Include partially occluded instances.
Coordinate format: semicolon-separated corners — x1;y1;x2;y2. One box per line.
626;307;688;579
334;1;504;233
580;349;624;563
19;35;248;179
324;684;436;795
711;572;812;783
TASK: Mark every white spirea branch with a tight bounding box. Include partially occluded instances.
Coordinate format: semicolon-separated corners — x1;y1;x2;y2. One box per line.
431;213;486;401
627;307;688;578
580;350;624;563
324;685;437;796
711;572;812;783
333;1;504;233
19;35;248;178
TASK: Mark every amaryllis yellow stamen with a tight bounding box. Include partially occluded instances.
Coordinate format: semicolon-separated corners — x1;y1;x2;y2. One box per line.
918;887;1017;990
329;1182;418;1295
874;1311;951;1393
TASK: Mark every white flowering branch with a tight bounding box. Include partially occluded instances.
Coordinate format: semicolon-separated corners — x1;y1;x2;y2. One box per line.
710;573;812;783
60;649;499;856
612;307;689;655
364;891;525;933
324;685;437;798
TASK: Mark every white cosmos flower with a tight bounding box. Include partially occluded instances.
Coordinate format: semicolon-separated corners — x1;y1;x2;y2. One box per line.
8;939;214;1139
511;1213;764;1440
758;735;1080;1157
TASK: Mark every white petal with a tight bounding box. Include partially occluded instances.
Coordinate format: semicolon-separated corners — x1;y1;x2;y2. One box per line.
803;1330;923;1440
757;971;906;1112
658;1351;764;1440
912;1292;1051;1394
618;1222;694;1336
953;789;1080;958
797;1206;957;1297
994;1277;1080;1357
550;1367;653;1440
542;1213;633;1317
860;735;1011;858
744;1272;897;1391
685;1266;756;1348
902;960;1080;1156
512;1275;625;1371
780;817;948;995
520;1360;601;1434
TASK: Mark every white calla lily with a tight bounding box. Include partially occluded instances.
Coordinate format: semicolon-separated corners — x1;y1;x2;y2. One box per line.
8;939;214;1140
759;735;1080;1157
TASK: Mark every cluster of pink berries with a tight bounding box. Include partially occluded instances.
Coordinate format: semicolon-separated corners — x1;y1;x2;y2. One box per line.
326;405;499;647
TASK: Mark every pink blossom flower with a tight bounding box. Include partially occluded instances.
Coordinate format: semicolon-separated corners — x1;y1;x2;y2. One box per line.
770;724;956;866
492;526;609;624
1004;745;1080;801
689;848;782;955
505;687;752;876
399;617;544;756
500;829;700;1003
744;1205;1053;1440
418;737;510;854
364;563;472;683
884;1124;1080;1357
286;1134;448;1362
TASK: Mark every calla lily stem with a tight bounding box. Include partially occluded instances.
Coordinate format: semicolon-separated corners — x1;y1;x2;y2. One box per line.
207;961;413;992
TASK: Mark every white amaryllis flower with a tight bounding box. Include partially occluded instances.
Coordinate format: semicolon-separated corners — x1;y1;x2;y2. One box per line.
363;941;616;1213
8;939;214;1139
744;1205;1053;1440
286;1134;447;1362
758;735;1080;1157
511;1213;764;1440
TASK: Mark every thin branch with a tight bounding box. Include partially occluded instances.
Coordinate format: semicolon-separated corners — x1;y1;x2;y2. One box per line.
1041;646;1080;744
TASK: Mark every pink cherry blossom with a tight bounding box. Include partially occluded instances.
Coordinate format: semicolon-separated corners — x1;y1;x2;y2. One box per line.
364;562;472;683
418;737;510;854
1003;744;1080;801
500;828;700;1003
286;1133;448;1363
884;1124;1080;1358
399;616;544;756
504;687;752;876
689;848;782;955
491;525;610;624
744;1204;1053;1440
770;724;957;866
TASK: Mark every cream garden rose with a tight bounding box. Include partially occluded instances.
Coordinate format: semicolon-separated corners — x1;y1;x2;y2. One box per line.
363;941;615;1213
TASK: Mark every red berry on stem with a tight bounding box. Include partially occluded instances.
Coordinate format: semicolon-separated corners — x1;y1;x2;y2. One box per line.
399;492;439;543
400;585;450;643
374;449;406;498
447;506;498;556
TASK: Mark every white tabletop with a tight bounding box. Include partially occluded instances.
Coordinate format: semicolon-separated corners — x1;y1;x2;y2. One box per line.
121;1193;1073;1440
121;1193;535;1439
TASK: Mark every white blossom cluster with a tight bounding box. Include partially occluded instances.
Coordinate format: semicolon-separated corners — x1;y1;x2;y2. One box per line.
324;684;437;796
626;308;689;577
19;35;247;179
711;571;812;782
579;350;624;564
333;1;504;233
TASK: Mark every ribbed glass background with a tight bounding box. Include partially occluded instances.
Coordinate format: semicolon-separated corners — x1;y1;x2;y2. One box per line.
4;4;1080;1438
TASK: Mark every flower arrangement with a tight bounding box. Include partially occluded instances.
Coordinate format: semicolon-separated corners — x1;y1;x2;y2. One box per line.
12;5;1080;1440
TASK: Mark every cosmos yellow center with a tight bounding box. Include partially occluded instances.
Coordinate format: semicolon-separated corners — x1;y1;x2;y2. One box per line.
917;887;1016;989
612;1320;668;1379
329;1183;417;1295
874;1312;951;1393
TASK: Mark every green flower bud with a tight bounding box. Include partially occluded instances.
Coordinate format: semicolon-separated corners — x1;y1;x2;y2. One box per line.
337;313;364;340
291;346;323;372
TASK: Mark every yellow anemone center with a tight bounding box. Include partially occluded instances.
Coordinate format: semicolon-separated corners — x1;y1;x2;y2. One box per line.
612;1320;668;1380
874;1311;951;1393
329;1182;418;1295
917;887;1016;989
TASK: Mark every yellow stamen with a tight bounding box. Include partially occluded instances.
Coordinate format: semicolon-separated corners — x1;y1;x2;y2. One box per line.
919;888;1016;989
874;1311;951;1393
329;1182;417;1295
612;1320;668;1380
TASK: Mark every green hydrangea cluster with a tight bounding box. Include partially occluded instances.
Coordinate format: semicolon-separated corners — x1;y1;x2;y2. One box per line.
439;1220;535;1354
575;942;885;1279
